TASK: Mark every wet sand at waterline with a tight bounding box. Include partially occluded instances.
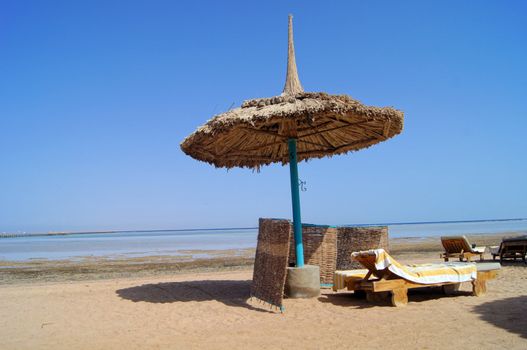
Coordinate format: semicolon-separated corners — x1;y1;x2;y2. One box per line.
1;233;526;349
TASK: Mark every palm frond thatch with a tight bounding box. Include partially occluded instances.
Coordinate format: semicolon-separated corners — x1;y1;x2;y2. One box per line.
180;92;403;169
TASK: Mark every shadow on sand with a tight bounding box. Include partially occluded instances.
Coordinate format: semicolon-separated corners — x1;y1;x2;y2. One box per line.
473;295;527;339
319;287;473;308
116;279;273;313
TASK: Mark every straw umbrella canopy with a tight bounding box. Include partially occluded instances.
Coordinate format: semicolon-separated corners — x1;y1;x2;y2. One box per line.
181;15;404;267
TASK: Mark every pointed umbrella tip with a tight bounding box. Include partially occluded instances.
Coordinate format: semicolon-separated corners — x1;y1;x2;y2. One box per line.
282;15;303;96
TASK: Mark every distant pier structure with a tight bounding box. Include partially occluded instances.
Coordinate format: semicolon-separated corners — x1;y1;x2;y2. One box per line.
0;230;117;239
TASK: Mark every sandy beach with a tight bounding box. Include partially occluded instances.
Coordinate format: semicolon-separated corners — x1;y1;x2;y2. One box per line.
1;234;526;350
3;2;526;349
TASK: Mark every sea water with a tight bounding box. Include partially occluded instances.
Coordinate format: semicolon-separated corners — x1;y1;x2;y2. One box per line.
1;219;526;262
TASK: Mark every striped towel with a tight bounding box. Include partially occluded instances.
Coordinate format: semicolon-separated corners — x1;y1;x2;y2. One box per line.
333;269;369;291
352;249;477;285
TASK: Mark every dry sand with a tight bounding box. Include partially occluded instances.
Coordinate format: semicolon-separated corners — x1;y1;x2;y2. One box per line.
1;235;526;349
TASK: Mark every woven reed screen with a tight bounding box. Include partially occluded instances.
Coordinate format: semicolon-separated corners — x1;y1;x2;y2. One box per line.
254;219;389;286
251;218;291;309
288;224;389;284
336;226;389;271
288;225;337;284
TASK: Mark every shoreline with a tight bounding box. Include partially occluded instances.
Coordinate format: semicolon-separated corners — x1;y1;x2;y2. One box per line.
1;232;524;286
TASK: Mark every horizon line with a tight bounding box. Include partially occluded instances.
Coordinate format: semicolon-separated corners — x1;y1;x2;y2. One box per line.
2;217;526;237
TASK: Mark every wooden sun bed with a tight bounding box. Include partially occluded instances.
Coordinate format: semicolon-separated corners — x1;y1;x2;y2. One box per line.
440;236;485;262
335;250;500;307
489;236;527;263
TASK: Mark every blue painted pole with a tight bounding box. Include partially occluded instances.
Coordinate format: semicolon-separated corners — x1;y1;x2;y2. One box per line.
288;138;304;267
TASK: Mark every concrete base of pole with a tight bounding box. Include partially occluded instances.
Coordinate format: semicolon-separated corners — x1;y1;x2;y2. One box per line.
284;265;320;298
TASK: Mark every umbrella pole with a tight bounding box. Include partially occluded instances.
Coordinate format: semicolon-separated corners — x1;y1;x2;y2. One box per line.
288;138;304;267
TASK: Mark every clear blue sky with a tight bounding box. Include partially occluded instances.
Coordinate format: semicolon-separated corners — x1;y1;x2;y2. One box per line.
1;1;526;233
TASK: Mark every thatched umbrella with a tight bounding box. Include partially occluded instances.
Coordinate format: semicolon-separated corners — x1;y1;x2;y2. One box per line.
181;15;404;268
